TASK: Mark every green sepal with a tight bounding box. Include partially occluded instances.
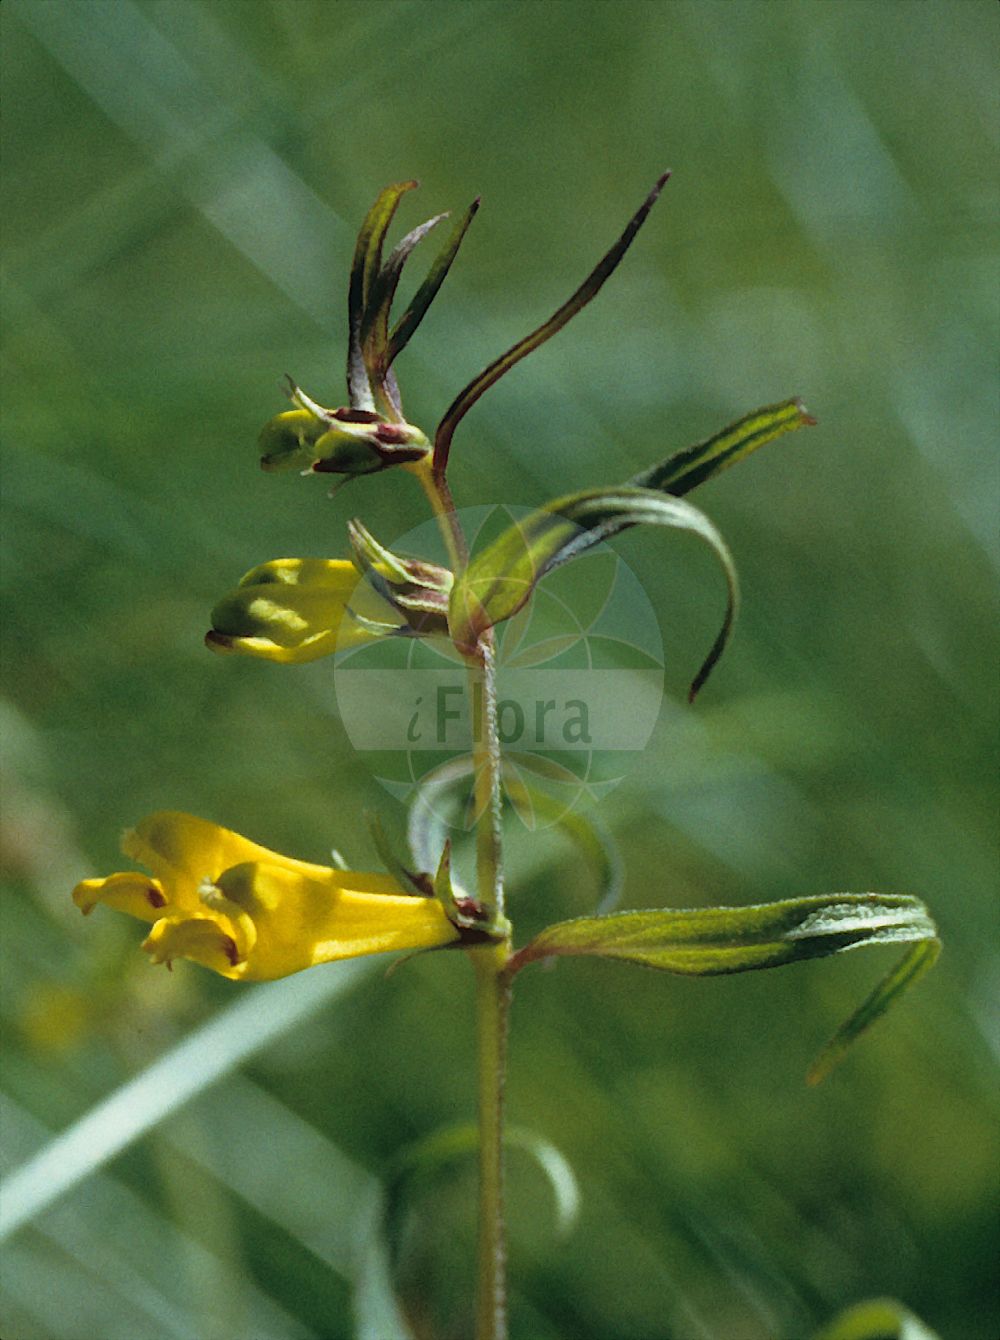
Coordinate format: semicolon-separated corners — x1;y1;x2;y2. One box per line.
812;1297;941;1340
433;173;669;471
448;485;737;701
506;893;939;1082
347;518;452;593
630;397;817;496
364;810;432;897
431;839;490;931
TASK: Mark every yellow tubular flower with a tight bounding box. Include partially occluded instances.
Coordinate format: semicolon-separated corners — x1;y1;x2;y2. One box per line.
73;812;460;981
206;558;402;663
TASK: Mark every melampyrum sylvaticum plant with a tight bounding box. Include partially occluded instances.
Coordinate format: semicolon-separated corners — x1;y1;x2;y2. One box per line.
75;176;941;1340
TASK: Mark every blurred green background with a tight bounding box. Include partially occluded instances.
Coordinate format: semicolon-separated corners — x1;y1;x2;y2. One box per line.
2;1;997;1337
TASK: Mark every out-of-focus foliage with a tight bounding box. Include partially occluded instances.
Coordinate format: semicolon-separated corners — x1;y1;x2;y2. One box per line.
1;2;996;1338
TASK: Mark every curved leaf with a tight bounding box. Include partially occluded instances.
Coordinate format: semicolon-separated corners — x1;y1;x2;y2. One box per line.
630;397;816;496
502;761;624;913
433;173;669;470
806;938;940;1086
812;1297;941;1340
407;755;476;875
449;485;738;701
507;893;939;1081
384;1121;580;1250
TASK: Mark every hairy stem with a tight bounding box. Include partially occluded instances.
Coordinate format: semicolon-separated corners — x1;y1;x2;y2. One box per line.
472;940;511;1340
416;456;511;1335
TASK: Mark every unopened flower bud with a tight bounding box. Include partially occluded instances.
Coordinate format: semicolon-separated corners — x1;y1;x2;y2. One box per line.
260;381;430;476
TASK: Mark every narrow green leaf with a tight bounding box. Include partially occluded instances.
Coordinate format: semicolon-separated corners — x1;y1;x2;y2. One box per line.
806;937;941;1086
630;397;817;496
347;181;418;410
507;894;938;1080
812;1297;941;1340
433;173;669;470
449;484;737;701
387;198;480;368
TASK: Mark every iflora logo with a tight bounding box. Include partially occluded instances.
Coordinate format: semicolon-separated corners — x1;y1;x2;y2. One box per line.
333;506;663;827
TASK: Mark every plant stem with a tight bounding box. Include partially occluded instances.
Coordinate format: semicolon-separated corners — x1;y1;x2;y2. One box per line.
469;635;505;921
472;940;511;1340
417;454;511;1336
414;459;469;572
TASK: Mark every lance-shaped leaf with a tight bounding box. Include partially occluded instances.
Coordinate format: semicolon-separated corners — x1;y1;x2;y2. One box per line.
506;893;939;1082
449;485;737;701
387;198;480;368
348;181;418;412
630;397;817;497
433;173;669;471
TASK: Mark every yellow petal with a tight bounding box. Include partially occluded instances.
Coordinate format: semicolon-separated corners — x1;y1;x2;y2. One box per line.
122;811;332;911
72;871;169;922
143;916;246;980
212;860;459;981
207;558;401;663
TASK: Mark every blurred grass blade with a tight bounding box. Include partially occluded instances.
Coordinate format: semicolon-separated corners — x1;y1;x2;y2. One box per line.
630;398;817;496
433;173;669;470
449;485;737;701
348;181;418;410
812;1297;941;1339
502;761;624;912
354;1188;416;1340
507;894;938;1080
807;937;941;1086
387;198;480;368
0;964;373;1240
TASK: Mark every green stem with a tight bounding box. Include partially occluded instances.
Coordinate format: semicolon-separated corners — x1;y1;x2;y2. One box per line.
469;635;505;921
415;459;469;572
472;940;511;1340
416;455;511;1336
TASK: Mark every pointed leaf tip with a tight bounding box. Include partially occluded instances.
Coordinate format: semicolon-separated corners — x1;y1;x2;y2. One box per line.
631;397;817;498
434;176;670;470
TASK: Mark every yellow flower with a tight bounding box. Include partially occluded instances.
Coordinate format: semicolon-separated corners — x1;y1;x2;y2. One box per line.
206;557;402;663
73;812;459;981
